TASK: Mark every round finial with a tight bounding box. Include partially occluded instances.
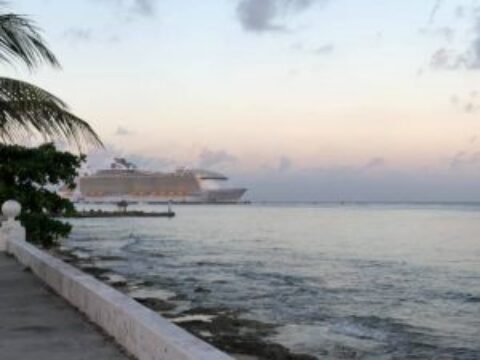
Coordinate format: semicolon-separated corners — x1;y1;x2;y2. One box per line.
2;200;21;220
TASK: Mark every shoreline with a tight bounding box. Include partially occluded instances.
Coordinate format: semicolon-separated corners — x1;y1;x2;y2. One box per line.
51;246;317;360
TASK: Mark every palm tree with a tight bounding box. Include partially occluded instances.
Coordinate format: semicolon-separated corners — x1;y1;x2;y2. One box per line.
0;12;102;147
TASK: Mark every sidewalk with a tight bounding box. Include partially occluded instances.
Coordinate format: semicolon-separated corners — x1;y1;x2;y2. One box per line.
0;253;130;360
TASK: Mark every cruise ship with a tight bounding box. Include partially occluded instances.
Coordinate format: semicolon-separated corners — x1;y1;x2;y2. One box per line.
65;158;247;204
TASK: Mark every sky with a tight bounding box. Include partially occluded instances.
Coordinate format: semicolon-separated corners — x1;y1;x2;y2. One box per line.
6;0;480;201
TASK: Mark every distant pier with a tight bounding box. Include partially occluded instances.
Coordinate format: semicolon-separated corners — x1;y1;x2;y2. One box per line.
63;209;175;218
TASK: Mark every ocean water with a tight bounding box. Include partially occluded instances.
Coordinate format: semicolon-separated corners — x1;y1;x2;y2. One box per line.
65;203;480;359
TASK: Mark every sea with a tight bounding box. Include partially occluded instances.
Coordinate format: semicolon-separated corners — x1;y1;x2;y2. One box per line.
64;203;480;359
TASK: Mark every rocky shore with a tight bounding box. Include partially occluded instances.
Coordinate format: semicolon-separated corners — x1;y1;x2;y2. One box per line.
51;247;317;360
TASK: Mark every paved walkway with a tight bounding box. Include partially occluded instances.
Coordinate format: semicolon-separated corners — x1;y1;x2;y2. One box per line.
0;253;130;360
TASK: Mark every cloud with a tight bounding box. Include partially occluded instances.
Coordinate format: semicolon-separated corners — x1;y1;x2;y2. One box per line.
278;156;293;172
464;102;475;113
131;0;156;17
236;0;326;33
469;33;480;68
237;163;480;202
114;126;134;136
429;48;464;69
471;151;480;163
455;6;465;18
449;92;480;113
96;0;157;18
429;0;444;24
448;150;480;169
85;144;173;172
291;41;334;56
64;28;93;43
81;146;480;202
418;26;455;42
449;151;464;169
288;68;300;76
291;42;304;50
126;153;173;170
429;47;471;70
427;15;480;71
313;43;334;55
430;48;450;68
363;157;386;170
237;0;283;32
197;149;238;169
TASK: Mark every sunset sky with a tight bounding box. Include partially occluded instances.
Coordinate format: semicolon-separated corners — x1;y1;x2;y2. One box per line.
7;0;480;201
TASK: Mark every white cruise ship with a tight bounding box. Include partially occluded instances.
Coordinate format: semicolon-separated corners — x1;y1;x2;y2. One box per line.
64;158;247;204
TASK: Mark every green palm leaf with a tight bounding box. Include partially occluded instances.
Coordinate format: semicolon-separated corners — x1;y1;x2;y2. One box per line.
0;13;59;69
0;10;102;148
0;77;102;147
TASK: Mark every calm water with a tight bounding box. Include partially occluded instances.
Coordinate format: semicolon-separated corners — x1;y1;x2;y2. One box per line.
65;204;480;359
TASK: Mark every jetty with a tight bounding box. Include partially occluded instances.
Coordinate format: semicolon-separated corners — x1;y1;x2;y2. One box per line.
64;209;175;218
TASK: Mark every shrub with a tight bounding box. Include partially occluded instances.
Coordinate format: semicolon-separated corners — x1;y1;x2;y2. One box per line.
0;143;84;247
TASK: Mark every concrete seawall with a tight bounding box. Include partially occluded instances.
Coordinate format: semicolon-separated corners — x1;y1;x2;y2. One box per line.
1;201;233;360
6;237;233;360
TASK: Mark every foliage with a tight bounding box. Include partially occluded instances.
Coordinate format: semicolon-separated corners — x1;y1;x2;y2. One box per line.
0;77;102;146
0;13;59;69
0;7;101;246
0;143;84;247
0;9;102;147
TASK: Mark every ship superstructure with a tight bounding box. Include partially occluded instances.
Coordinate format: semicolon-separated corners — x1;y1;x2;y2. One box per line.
70;159;247;203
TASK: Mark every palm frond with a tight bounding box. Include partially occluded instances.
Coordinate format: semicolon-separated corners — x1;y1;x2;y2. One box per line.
0;13;59;69
0;77;102;148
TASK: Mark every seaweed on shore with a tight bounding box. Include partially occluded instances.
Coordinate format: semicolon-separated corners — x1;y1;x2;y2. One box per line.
134;297;176;312
168;307;316;360
51;247;318;360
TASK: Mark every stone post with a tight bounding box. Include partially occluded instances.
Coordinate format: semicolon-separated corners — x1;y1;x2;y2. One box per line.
0;200;25;251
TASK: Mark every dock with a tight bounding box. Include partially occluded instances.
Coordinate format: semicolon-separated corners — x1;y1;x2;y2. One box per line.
64;210;175;218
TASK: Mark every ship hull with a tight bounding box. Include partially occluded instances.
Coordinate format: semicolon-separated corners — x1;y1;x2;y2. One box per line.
74;191;247;204
201;188;247;203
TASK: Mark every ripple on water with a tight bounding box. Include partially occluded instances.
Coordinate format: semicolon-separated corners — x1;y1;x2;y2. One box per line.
65;204;480;359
